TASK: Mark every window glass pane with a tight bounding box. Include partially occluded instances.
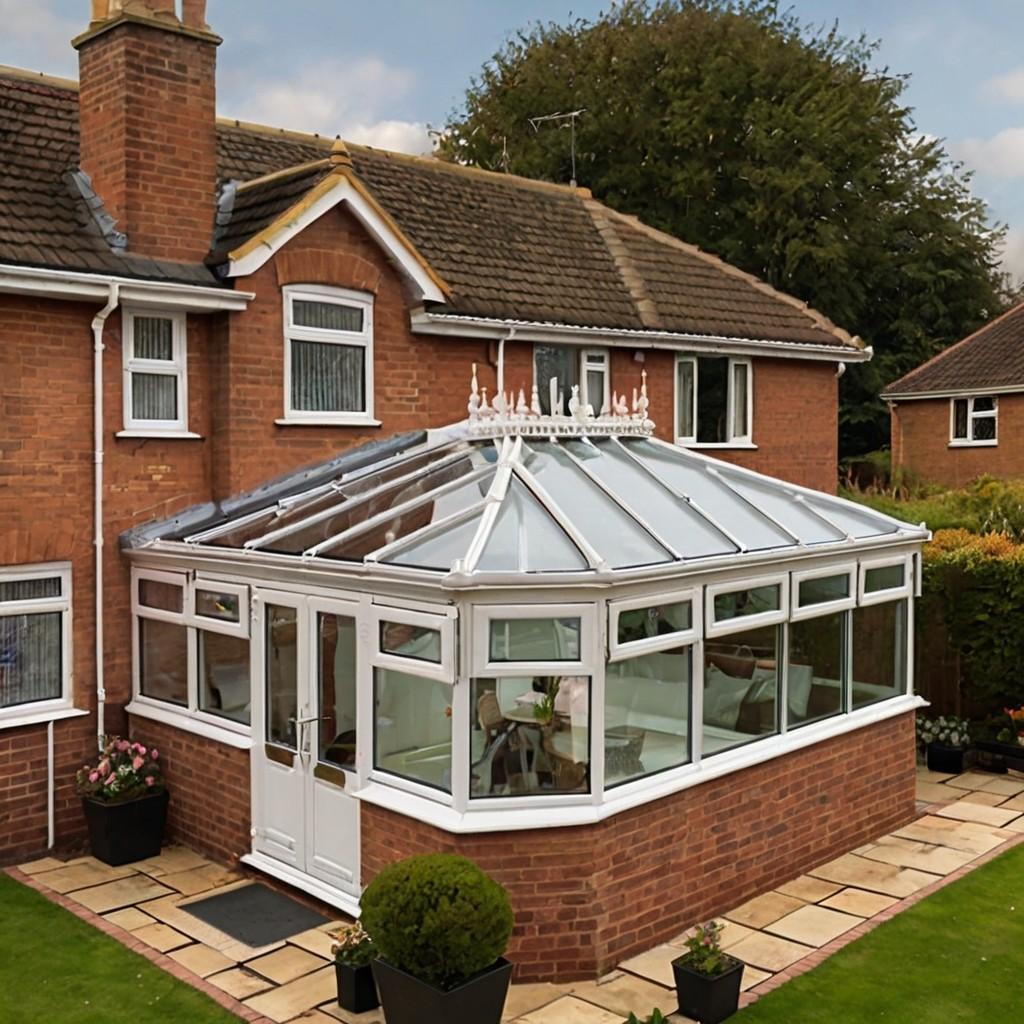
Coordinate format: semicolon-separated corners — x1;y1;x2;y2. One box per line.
319;613;357;769
852;600;907;709
535;344;578;415
972;414;996;441
703;625;778;755
713;584;780;622
788;612;845;729
195;588;240;623
132;372;177;421
293;300;363;332
139;618;186;706
380;621;442;663
616;600;692;646
952;399;968;438
586;368;606;412
291;339;365;414
798;574;850;607
488;617;581;662
470;675;590;797
677;359;695;438
606;649;690;787
198;631;250;724
865;564;905;593
0;577;61;603
133;317;173;360
266;605;298;747
375;668;452;792
972;396;995;412
732;362;749;438
696;355;729;443
0;611;62;707
138;578;183;614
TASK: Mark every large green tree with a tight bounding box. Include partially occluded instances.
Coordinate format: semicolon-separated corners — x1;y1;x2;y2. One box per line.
440;0;1008;456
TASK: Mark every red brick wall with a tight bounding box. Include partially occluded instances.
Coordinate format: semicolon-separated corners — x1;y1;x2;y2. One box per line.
891;394;1024;488
361;711;916;982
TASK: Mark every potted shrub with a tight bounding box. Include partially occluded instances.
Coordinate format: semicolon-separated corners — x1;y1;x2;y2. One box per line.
671;921;744;1024
917;715;971;774
331;921;379;1013
76;737;167;866
359;853;514;1024
626;1011;668;1024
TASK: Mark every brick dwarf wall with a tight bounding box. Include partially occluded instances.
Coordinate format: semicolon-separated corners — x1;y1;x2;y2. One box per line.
891;394;1024;489
361;711;916;982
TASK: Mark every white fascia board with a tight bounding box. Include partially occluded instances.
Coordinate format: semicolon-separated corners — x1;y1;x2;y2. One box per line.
0;263;253;312
225;178;447;305
885;384;1024;401
410;312;871;364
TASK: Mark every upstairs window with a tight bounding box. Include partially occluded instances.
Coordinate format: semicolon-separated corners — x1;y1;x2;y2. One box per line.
283;286;374;424
951;396;997;445
123;311;187;432
676;354;751;445
534;345;609;415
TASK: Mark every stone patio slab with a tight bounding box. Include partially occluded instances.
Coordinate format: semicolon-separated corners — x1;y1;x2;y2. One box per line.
999;793;1024;811
132;922;192;952
740;966;772;992
246;944;328;984
774;876;843;903
858;836;979;875
317;999;386;1023
808;854;939;898
32;860;136;894
915;781;957;803
518;995;629;1024
945;772;1000;791
159;863;241;896
1005;817;1024;833
619;942;686;988
17;857;65;875
935;799;1022;828
726;891;804;929
169;942;237;978
727;932;815;972
502;983;571;1021
821;888;899;917
569;973;675;1018
959;790;1010;807
288;923;344;959
979;777;1024;796
243;966;337;1024
68;874;174;913
135;847;212;877
894;816;1007;855
765;904;861;946
915;769;954;783
103;906;156;931
207;966;274;1000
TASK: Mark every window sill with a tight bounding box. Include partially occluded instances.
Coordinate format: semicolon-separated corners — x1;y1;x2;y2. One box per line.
125;700;253;749
948;440;998;448
677;441;758;451
116;430;204;440
0;705;88;731
275;418;382;428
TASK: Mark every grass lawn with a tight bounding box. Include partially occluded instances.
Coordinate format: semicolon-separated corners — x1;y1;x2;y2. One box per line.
736;842;1024;1022
0;872;240;1024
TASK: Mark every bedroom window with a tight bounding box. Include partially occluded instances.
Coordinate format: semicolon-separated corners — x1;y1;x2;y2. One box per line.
283;286;374;424
123;311;188;433
676;354;752;446
534;345;610;414
950;395;997;445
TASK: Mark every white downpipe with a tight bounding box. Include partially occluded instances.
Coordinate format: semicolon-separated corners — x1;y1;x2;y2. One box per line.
495;327;516;401
93;283;120;751
47;720;54;849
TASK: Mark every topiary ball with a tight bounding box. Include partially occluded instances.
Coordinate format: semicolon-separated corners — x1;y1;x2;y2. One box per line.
359;853;513;990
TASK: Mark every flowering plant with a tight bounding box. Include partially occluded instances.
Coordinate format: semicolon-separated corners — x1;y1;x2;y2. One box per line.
916;714;970;750
678;920;731;976
331;921;375;967
996;706;1024;747
76;736;164;803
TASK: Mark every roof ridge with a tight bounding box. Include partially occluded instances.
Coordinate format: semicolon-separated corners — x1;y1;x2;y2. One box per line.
603;206;862;350
0;63;79;91
233;158;331;193
882;301;1024;395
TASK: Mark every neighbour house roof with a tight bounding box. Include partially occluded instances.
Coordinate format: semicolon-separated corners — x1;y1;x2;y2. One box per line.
882;303;1024;398
0;63;862;351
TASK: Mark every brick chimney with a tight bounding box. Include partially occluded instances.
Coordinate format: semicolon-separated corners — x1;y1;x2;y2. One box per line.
74;0;221;263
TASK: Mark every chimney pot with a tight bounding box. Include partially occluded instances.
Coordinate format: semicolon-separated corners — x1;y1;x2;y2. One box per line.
182;0;209;30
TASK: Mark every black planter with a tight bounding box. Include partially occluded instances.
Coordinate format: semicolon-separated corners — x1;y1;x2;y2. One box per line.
926;743;967;775
81;789;169;866
976;738;1024;775
335;960;379;1014
672;954;744;1024
371;956;512;1024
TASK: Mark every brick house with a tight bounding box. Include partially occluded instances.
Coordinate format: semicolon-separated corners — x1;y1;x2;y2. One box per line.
1;1;925;981
884;303;1024;488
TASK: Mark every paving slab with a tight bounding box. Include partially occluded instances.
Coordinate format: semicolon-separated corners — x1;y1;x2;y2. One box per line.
132;922;192;952
68;874;175;913
243;965;337;1024
502;983;571;1021
726;891;804;929
979;777;1024;797
207;966;274;1000
619;942;686;988
915;781;957;803
945;772;1000;791
159;863;241;896
1000;793;1024;812
740;966;772;992
288;924;344;959
959;790;1010;807
808;854;940;898
518;995;629;1024
16;857;65;875
569;973;675;1018
31;860;136;894
1004;817;1024;834
915;769;954;783
727;932;815;972
317;999;386;1023
821;888;899;917
103;906;157;931
765;904;862;946
894;816;1008;855
135;847;213;877
859;836;979;876
168;942;237;978
774;876;843;903
935;799;1022;828
246;944;328;984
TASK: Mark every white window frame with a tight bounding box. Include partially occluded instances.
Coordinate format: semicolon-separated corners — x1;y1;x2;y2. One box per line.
705;574;788;638
190;579;250;640
472;603;595;676
282;285;376;426
122;309;188;433
532;345;610;415
790;565;856;622
608;588;701;662
131;567;190;624
858;555;913;607
0;563;73;723
371;605;455;684
675;354;753;448
949;395;998;447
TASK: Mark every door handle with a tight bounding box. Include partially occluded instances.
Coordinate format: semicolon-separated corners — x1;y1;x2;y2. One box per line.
289;715;327;726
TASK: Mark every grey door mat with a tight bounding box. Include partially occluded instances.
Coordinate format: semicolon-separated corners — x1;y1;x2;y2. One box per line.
181;882;332;947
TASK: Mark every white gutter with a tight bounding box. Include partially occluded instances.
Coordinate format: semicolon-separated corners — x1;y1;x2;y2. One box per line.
884;383;1024;401
0;263;253;312
93;283;120;750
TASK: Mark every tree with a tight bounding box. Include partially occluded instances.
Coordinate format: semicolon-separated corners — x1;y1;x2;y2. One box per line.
440;0;1009;456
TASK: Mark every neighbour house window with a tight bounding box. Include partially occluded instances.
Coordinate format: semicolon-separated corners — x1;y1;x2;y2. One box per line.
283;286;374;423
950;396;997;444
0;565;72;717
123;311;188;432
534;345;610;415
676;355;752;445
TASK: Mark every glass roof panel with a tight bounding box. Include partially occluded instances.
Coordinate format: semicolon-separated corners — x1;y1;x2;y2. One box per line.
337;441;480;498
803;496;900;538
717;472;846;544
383;509;486;572
619;438;795;550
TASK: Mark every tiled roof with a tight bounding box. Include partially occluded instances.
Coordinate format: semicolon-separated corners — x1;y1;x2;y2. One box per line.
882;303;1024;396
0;66;859;348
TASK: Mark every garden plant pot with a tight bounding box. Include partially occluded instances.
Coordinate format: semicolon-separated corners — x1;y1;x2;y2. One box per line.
371;955;512;1024
926;743;967;775
672;954;744;1024
335;960;379;1014
975;739;1024;774
81;789;169;866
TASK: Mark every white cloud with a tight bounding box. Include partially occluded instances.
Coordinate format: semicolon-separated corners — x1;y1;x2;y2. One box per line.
982;67;1024;103
0;0;80;72
999;225;1024;282
953;128;1024;178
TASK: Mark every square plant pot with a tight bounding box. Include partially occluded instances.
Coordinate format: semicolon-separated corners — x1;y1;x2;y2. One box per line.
81;789;169;866
926;743;968;775
335;960;379;1014
672;954;744;1024
371;956;512;1024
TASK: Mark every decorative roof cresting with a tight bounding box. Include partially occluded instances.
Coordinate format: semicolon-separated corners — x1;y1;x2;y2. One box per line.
466;363;654;438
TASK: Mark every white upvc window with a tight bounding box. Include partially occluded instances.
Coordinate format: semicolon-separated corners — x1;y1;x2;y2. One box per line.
122;310;188;433
533;345;610;415
790;565;856;622
705;574;788;638
283;286;375;425
675;354;752;447
858;555;913;607
950;395;997;446
608;589;700;662
0;563;73;722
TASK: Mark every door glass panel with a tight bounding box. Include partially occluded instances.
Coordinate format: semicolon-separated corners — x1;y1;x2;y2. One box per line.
266;604;299;748
319;613;357;769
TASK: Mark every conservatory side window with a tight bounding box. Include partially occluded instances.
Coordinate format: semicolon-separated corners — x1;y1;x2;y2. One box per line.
675;355;752;446
851;599;908;710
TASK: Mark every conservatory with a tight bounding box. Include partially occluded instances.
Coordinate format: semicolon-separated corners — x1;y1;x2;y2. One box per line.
123;368;927;953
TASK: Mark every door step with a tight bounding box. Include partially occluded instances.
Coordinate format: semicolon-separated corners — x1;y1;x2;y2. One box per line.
241;851;361;918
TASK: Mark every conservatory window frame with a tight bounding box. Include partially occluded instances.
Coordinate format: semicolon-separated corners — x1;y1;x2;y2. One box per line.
949;395;998;447
122;308;189;434
790;564;856;623
191;579;250;639
705;574;788;638
858;555;913;607
471;603;595;677
607;588;701;662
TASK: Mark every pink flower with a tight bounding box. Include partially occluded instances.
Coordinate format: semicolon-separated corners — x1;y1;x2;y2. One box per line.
105;775;116;786
151;749;159;760
132;756;145;770
98;760;110;776
136;745;147;756
88;772;98;783
145;776;155;787
118;740;130;752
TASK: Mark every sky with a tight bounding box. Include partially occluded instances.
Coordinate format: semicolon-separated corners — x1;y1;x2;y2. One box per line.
6;1;1024;275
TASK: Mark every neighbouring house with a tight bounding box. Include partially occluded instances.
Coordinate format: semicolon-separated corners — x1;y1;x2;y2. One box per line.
1;0;926;982
884;302;1024;488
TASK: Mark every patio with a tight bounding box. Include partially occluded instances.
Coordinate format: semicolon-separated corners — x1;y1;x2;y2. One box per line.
8;765;1023;1024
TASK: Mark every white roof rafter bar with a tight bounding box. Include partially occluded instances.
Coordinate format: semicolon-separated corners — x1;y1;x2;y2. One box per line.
462;436;519;574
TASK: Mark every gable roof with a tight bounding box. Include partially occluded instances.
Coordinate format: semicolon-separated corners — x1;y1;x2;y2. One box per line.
0;63;861;352
882;303;1024;398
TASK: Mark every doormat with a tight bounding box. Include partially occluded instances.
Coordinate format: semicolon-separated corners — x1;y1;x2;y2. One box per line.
181;882;333;947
